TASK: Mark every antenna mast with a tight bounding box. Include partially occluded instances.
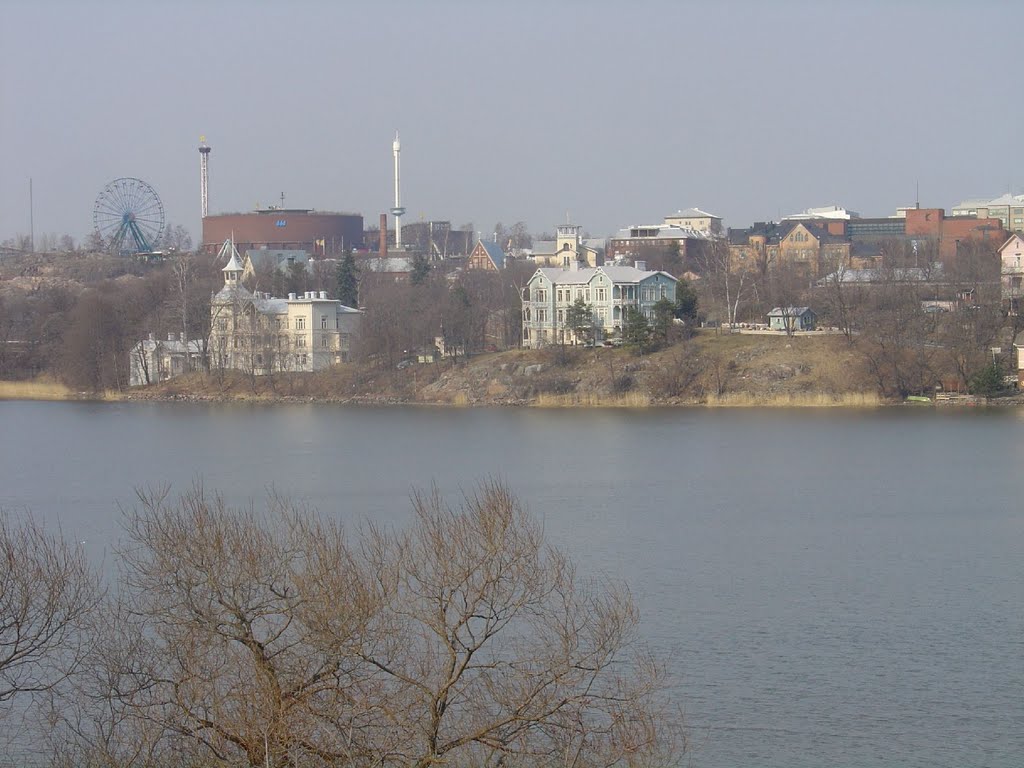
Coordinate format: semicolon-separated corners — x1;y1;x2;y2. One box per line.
391;131;406;248
199;136;211;219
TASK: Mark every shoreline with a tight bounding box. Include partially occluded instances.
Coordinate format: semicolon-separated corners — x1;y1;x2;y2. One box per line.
0;378;940;409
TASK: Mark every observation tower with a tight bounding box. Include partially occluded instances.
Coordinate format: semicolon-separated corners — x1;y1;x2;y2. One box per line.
391;131;406;248
199;136;211;219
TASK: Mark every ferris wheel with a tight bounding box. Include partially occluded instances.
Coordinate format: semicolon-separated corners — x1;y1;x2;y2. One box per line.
93;177;165;254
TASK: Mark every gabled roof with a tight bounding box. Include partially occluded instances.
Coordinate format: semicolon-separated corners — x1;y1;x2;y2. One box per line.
998;234;1024;253
476;239;506;269
768;307;814;317
531;264;676;286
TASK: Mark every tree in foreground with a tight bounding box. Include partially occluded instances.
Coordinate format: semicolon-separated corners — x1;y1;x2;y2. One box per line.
54;481;683;767
0;512;101;705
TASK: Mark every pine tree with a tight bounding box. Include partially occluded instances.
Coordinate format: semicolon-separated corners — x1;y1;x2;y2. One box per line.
336;250;359;307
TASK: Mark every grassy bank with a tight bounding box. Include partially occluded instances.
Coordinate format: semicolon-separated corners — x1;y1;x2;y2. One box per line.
0;380;79;401
6;333;892;408
704;391;882;408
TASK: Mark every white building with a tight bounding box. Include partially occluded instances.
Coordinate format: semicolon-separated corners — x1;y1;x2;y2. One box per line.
953;194;1024;233
129;241;362;386
129;333;204;387
783;205;860;221
521;260;677;348
1000;234;1024;311
209;248;361;374
663;207;723;237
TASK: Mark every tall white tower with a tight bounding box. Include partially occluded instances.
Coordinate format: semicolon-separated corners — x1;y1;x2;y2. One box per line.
199;135;211;219
391;131;406;248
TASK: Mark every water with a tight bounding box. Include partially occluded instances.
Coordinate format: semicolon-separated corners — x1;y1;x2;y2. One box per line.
2;401;1022;768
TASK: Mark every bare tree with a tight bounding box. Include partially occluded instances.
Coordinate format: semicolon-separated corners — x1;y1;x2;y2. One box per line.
0;512;101;705
350;481;682;768
80;481;684;768
698;239;750;326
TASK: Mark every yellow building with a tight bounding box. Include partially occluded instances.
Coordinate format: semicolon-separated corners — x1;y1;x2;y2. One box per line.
210;246;361;374
663;207;723;237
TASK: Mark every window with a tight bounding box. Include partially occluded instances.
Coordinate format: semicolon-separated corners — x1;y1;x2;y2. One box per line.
322;336;328;348
295;317;305;330
297;336;306;348
321;315;328;329
216;318;226;331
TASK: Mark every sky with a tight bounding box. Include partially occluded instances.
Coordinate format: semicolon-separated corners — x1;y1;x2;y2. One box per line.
2;0;1022;245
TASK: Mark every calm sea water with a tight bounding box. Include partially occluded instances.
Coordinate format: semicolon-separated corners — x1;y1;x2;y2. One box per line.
2;401;1022;768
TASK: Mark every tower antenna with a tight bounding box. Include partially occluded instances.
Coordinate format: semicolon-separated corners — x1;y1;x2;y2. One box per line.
29;178;34;253
199;136;211;219
391;131;406;248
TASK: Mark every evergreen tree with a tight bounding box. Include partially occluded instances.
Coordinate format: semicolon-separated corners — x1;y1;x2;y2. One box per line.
336;250;359;307
674;279;699;321
565;297;594;344
410;253;431;285
652;298;675;342
623;306;651;352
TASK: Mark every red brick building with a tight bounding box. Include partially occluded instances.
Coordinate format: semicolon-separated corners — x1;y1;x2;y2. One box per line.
202;209;363;255
903;208;1006;263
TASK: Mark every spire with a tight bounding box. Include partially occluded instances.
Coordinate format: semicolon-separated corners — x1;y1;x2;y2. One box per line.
218;236;243;285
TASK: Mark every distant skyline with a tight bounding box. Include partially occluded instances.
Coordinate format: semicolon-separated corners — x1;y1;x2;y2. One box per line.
2;0;1023;245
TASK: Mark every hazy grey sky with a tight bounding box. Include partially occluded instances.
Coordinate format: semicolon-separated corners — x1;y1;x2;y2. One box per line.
2;0;1021;244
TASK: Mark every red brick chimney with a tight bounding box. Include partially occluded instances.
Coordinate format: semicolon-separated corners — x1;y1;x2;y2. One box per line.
379;213;388;257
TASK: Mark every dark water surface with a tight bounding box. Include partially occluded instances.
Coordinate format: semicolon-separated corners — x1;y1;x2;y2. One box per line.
2;401;1022;768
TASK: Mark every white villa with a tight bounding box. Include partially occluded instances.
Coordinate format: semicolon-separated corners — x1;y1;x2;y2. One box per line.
521;259;677;348
129;240;361;385
129;333;204;387
209;246;361;374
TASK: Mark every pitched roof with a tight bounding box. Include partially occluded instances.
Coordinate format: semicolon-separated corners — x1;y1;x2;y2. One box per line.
728;221;784;245
223;251;243;272
533;265;675;286
768;307;814;317
476;239;506;269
